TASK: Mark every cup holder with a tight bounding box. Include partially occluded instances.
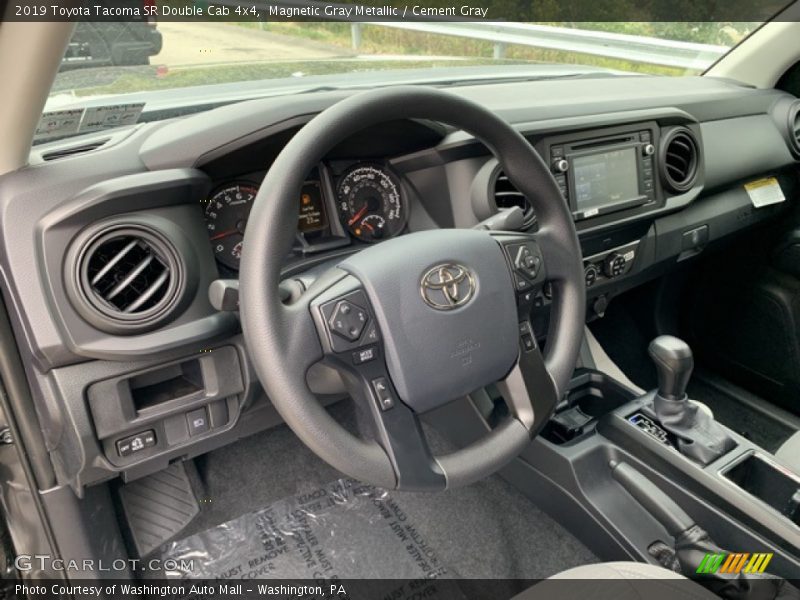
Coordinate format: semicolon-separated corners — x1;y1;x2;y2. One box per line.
542;369;638;444
722;452;800;526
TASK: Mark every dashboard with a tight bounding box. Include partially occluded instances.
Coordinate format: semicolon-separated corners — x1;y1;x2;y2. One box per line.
3;74;800;491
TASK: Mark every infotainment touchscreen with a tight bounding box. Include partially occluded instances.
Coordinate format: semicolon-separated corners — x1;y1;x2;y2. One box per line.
572;147;640;214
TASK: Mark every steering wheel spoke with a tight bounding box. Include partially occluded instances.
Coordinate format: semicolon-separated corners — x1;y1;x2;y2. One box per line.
493;226;586;399
337;360;447;491
490;231;568;434
497;324;560;436
304;274;447;490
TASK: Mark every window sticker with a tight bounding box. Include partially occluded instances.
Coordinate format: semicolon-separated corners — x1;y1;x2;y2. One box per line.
79;103;145;134
35;103;145;141
34;109;84;140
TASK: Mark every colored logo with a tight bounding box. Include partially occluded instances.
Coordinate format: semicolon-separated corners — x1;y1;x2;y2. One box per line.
696;552;773;574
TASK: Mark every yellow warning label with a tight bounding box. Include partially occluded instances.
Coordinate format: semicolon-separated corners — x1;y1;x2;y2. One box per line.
744;177;779;191
744;177;785;207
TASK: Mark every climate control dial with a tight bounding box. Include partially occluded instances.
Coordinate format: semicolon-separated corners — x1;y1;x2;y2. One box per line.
584;264;599;288
603;253;627;278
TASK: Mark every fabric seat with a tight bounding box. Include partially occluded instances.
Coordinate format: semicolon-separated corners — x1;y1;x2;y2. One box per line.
513;562;719;600
776;431;800;472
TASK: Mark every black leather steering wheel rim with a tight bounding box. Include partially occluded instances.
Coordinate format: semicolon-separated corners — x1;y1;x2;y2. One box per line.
239;86;585;490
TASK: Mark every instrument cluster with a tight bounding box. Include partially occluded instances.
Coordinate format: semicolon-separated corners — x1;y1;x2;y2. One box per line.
203;162;407;270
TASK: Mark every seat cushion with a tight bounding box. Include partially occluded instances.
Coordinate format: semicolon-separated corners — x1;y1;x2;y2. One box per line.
513;562;719;600
776;430;800;472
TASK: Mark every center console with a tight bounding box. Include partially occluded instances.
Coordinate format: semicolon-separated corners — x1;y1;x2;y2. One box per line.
602;381;800;563
434;332;800;582
600;337;799;537
568;337;800;571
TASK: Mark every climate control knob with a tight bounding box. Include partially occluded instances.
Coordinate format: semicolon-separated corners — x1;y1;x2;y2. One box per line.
551;158;569;174
603;253;627;278
584;264;599;288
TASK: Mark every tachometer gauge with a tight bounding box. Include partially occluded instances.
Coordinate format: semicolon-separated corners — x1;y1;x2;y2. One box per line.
337;164;405;243
204;182;258;270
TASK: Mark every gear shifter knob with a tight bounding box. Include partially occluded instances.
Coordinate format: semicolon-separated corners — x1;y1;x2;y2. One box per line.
648;335;693;400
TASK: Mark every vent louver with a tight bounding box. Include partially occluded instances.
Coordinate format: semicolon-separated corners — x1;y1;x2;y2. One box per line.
42;138;109;161
74;226;182;332
660;128;699;193
493;171;536;228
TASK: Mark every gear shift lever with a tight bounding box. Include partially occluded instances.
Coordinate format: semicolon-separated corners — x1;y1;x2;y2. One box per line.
649;336;694;400
646;336;735;465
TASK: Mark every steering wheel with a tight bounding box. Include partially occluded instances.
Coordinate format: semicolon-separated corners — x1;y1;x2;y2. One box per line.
239;87;585;491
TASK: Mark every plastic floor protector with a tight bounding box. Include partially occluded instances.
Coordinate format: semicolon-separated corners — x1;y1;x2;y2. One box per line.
154;478;466;596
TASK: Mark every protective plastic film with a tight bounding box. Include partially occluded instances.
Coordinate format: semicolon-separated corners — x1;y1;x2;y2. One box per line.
154;478;464;597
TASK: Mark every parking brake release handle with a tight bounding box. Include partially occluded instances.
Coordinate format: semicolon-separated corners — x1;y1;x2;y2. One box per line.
610;459;695;537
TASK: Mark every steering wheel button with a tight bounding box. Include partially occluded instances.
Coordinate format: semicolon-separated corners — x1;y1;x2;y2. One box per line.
513;245;542;280
363;321;380;344
371;377;394;411
514;274;532;291
353;346;378;365
521;333;536;352
328;300;369;342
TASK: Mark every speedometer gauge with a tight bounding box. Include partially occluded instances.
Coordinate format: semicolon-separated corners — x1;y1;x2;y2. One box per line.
337;164;405;243
204;182;257;270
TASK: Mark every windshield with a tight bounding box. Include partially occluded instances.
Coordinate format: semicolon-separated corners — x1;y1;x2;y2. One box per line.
41;20;761;141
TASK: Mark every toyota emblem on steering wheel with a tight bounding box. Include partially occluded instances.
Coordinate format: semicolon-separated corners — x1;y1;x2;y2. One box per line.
420;263;476;310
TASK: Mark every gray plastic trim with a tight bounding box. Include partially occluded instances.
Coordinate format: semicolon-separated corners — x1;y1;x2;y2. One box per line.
702;114;796;190
32;169;235;367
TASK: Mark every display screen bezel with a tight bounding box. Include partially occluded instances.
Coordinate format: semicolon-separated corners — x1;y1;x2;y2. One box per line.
566;143;648;219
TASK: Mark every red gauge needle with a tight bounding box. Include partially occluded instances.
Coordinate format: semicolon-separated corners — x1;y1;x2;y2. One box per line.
209;229;239;241
362;221;375;232
348;205;368;226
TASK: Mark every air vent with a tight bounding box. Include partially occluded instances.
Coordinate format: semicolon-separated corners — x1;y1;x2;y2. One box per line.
493;171;536;228
72;226;183;333
789;103;800;155
660;128;699;193
42;138;109;161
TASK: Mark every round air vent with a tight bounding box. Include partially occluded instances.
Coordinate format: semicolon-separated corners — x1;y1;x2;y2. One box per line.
493;170;537;229
788;102;800;156
69;224;185;334
660;128;700;193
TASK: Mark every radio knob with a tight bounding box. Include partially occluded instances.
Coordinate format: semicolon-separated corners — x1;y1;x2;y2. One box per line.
603;253;627;278
642;143;655;157
551;158;569;174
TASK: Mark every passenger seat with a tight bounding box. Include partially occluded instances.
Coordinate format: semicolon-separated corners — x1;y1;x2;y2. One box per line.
776;431;800;472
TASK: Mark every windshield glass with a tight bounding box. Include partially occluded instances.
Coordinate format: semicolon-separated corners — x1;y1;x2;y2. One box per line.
42;20;761;140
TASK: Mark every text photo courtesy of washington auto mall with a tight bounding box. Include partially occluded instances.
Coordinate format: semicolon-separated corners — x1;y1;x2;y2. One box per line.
2;0;800;599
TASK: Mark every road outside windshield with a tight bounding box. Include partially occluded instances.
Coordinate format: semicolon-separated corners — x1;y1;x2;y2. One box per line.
47;21;760;116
